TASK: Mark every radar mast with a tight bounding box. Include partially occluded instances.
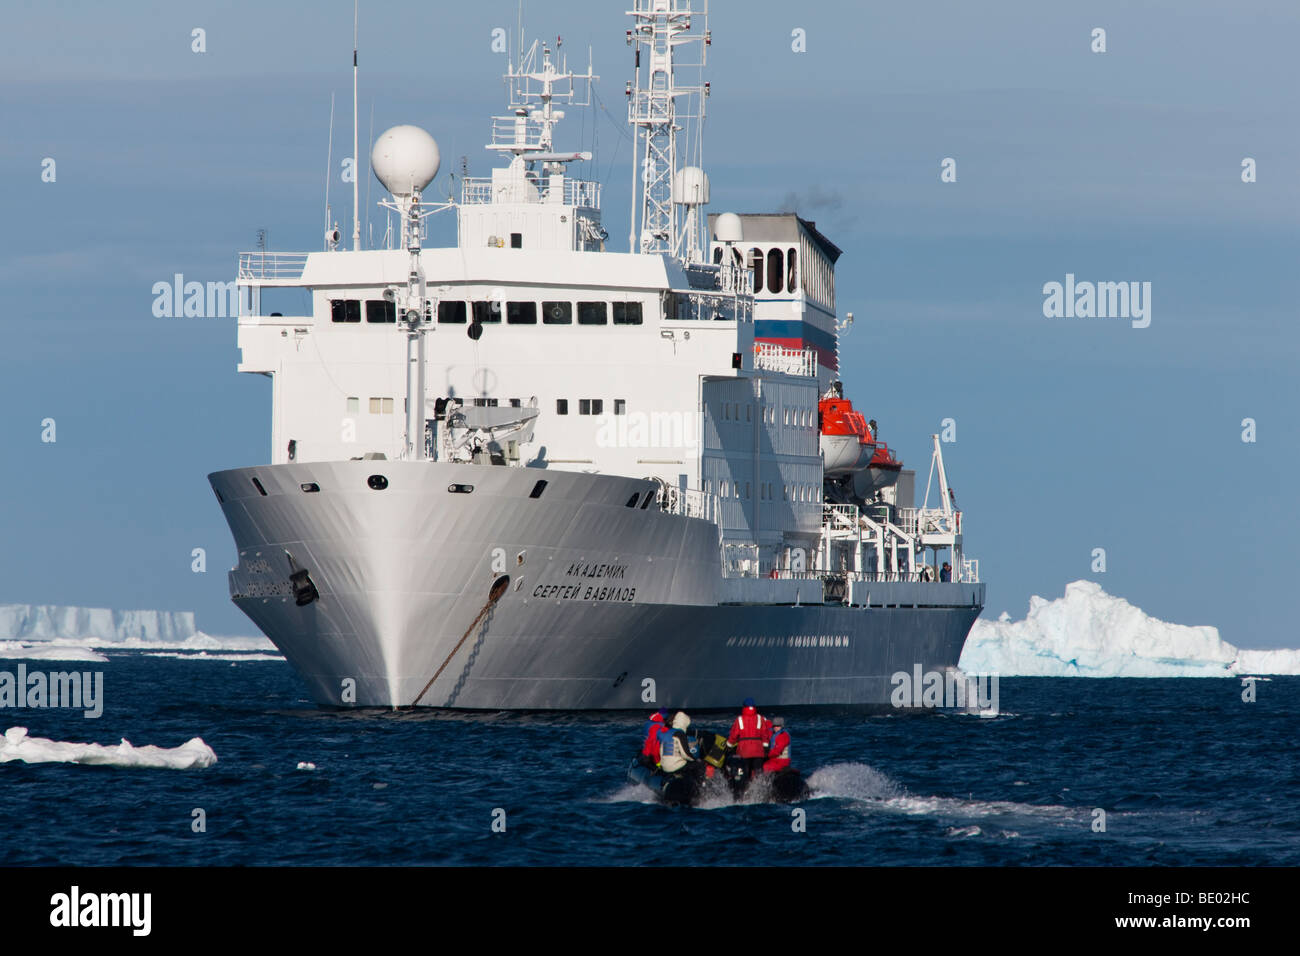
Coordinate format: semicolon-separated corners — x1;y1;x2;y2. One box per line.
626;0;710;258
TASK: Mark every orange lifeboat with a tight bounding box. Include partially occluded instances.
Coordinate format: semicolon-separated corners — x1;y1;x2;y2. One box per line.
819;396;875;475
850;417;902;497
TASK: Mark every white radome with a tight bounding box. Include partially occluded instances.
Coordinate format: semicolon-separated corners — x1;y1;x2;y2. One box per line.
371;125;441;198
672;165;710;206
713;211;743;243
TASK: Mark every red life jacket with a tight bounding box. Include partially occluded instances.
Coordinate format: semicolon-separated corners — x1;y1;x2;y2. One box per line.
727;706;770;758
764;729;791;772
641;715;665;759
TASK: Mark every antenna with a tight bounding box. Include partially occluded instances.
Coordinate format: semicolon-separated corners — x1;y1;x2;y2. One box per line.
324;93;340;250
352;0;360;251
365;100;374;250
626;0;710;256
324;93;334;231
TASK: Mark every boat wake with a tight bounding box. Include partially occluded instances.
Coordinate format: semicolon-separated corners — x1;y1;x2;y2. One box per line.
807;762;1084;831
0;726;217;769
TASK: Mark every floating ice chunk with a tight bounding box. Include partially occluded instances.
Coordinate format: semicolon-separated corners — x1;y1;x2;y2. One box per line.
141;652;285;662
0;726;217;768
960;580;1300;677
0;642;108;662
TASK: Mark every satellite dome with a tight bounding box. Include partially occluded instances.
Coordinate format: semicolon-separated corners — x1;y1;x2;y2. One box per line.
371;125;441;198
713;212;743;243
672;166;710;206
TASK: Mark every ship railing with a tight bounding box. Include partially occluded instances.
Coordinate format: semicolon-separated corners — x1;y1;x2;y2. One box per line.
848;571;928;583
460;175;601;208
914;507;960;537
662;487;719;522
754;342;816;377
717;261;753;295
761;569;931;584
237;252;308;282
960;558;979;583
722;542;761;577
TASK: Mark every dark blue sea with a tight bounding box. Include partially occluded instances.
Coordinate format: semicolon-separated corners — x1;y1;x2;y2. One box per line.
2;654;1296;866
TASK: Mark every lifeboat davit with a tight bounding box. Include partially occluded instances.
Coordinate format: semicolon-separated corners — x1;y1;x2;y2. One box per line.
819;397;875;475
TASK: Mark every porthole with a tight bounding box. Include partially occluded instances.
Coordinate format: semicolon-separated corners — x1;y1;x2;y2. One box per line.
448;483;474;494
300;482;321;493
368;475;389;490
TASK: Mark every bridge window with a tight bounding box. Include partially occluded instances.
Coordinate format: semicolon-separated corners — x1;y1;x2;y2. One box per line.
506;301;537;325
787;248;798;293
614;399;626;415
346;397;359;414
438;301;467;323
366;300;396;323
577;301;608;325
369;397;394;414
330;299;361;323
472;302;501;324
556;399;569;415
543;301;572;324
613;301;642;325
663;292;687;321
749;248;764;293
712;247;722;264
767;249;783;295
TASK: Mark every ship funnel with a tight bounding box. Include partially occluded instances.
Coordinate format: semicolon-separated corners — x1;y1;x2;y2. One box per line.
371;125;441;198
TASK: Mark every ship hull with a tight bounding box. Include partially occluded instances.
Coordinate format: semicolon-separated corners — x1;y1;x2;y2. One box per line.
210;461;983;710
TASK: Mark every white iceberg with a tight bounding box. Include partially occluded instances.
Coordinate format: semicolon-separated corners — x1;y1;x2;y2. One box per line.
0;726;217;768
0;603;272;652
960;580;1300;677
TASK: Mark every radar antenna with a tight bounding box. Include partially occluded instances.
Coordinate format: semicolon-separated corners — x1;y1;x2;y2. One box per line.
626;0;710;257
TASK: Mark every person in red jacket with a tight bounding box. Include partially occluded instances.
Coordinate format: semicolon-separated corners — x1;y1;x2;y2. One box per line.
638;709;669;768
763;717;791;773
727;697;771;780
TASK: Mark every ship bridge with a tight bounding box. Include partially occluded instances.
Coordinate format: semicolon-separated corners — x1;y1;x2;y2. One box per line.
709;213;841;391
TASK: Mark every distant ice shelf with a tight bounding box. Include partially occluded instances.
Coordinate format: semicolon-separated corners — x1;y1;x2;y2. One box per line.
0;603;272;651
960;580;1300;677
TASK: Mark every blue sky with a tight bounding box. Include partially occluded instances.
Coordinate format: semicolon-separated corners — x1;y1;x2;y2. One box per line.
1;1;1297;646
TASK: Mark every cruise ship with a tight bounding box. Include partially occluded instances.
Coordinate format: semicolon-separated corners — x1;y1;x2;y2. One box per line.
209;1;984;710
